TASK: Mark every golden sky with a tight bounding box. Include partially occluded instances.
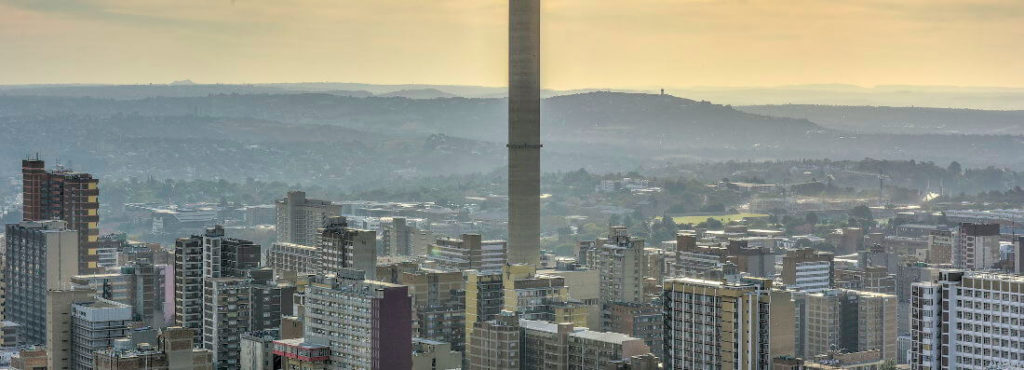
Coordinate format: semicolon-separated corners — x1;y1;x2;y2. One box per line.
2;0;1023;88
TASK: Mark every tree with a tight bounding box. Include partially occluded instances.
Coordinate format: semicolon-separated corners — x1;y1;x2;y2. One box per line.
947;161;962;176
805;211;819;226
849;205;873;221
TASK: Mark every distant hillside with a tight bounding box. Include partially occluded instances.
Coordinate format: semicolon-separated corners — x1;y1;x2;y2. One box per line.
378;88;458;99
0;91;1022;184
739;104;1024;135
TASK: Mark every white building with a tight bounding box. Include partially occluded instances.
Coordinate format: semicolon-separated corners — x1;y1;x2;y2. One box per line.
910;271;1024;369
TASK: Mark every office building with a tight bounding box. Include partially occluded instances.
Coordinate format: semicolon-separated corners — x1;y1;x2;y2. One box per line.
507;0;542;267
464;270;504;341
797;289;897;361
953;223;1001;270
398;269;466;351
781;249;834;293
22;159;102;274
319;216;377;280
71;299;132;370
46;288;98;370
603;301;664;360
4;220;80;345
910;271;1024;369
381;217;435;257
926;229;953;265
93;327;214;369
467;310;521;370
592;226;647;304
663;277;795;370
267;242;320;276
303;274;412;369
429;234;508;272
275;190;340;246
520;319;653;369
502;264;584;325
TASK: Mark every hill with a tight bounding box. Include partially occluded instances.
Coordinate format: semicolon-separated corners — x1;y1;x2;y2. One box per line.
739;104;1024;135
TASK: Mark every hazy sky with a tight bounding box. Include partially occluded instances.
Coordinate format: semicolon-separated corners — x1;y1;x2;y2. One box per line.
2;0;1023;88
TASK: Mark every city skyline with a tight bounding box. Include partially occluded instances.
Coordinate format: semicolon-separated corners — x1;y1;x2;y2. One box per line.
2;0;1024;88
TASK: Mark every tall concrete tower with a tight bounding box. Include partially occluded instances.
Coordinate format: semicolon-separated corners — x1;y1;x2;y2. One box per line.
507;0;541;266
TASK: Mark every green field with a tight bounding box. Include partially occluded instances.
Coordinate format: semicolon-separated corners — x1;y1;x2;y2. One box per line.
671;213;770;225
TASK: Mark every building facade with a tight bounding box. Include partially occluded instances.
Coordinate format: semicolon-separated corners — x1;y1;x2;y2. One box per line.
21;159;102;274
429;234;508;272
663;277;795;370
303;274;412;369
275;190;341;246
319;216;377;280
910;271;1024;369
4;220;80;345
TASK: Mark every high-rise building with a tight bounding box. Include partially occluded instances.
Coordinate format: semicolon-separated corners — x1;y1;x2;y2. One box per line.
46;288;98;370
520;319;654;370
467;310;521;370
381;217;435;257
174;226;261;345
398;269;467;351
464;270;504;341
663;277;795;369
71;299;132;370
926;229;953;265
21;159;102;274
603;301;664;360
267;242;320;276
4;220;80;345
953;223;1001;270
796;289;897;361
173;233;204;338
303;274;412;369
781;248;835;293
275;190;341;246
507;0;542;267
910;271;1024;369
592;226;647;304
429;234;508;272
319;216;377;280
502;264;579;324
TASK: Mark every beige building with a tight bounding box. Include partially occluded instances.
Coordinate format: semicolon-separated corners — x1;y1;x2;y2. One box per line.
592;226;647;304
502;264;588;327
412;338;462;370
798;289;897;361
275;190;341;246
781;248;834;293
430;234;508;272
467;311;521;370
521;319;653;370
93;327;215;369
538;267;601;328
398;269;467;351
46;288;98;370
664;277;796;370
267;242;320;276
319;216;376;280
926;229;953;264
464;270;504;341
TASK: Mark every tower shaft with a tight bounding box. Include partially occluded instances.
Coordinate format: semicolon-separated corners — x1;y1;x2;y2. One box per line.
507;0;541;266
